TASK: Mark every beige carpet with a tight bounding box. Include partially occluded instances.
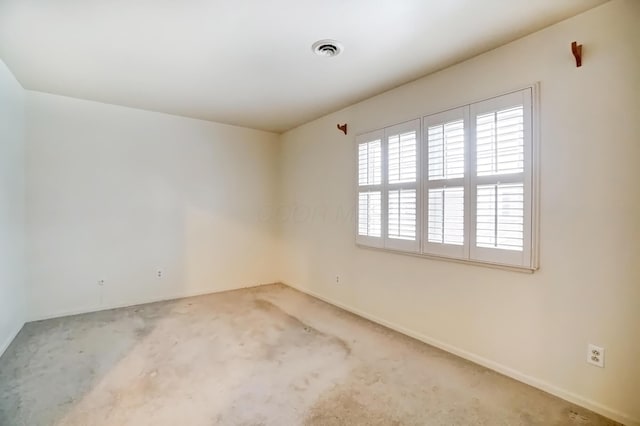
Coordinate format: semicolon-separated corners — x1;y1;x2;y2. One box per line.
0;284;618;425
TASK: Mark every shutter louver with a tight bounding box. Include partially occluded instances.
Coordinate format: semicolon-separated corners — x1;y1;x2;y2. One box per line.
358;140;382;186
388;189;416;240
476;106;524;176
476;183;524;251
428;187;464;245
428;120;464;180
358;191;382;237
357;138;383;241
388;131;417;184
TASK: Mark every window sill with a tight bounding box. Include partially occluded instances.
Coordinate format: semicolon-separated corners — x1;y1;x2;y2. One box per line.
356;243;538;274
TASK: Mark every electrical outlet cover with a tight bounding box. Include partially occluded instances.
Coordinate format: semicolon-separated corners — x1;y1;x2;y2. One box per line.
587;344;605;368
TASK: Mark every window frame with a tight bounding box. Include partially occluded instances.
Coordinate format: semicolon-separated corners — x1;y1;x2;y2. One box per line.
355;84;540;272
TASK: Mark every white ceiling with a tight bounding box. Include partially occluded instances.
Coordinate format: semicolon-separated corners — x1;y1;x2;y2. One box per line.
0;0;607;133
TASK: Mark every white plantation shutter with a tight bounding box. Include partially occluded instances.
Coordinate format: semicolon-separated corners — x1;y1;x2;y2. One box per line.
358;140;382;185
423;108;467;258
476;106;524;176
388;189;417;240
384;120;420;252
470;89;533;267
358;191;382;237
476;183;524;250
356;131;384;247
428;120;465;180
355;86;537;270
427;187;464;245
389;131;417;183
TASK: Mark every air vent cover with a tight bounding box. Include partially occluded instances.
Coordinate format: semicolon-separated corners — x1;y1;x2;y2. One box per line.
312;40;343;57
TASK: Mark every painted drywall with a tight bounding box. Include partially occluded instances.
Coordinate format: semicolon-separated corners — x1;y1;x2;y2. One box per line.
25;92;281;319
278;1;640;424
0;59;26;356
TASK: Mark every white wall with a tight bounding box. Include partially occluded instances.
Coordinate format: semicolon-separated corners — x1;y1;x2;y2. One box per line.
26;92;281;319
0;59;26;356
4;0;638;423
279;1;640;424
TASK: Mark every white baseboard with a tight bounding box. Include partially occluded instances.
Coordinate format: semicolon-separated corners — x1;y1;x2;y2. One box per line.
28;282;277;322
0;321;25;358
283;281;638;426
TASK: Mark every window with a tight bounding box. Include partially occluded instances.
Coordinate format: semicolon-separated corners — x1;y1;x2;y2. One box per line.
356;87;537;270
356;120;421;252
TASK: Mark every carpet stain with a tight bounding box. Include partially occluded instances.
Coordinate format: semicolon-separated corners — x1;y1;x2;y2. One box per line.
568;409;592;424
253;299;352;357
305;390;401;426
0;284;621;426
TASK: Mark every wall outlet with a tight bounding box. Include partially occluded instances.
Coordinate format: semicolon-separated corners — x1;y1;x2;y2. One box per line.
97;279;105;286
335;275;340;284
587;344;605;368
156;269;164;279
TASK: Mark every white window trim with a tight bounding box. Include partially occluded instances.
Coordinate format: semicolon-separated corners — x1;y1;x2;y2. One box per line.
355;84;540;272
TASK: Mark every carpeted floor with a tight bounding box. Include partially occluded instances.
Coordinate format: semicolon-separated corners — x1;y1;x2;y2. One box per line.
0;283;619;425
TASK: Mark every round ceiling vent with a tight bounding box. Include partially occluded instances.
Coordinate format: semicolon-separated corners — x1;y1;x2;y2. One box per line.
312;39;343;57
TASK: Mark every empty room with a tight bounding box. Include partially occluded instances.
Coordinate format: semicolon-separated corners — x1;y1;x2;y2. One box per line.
1;0;639;425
